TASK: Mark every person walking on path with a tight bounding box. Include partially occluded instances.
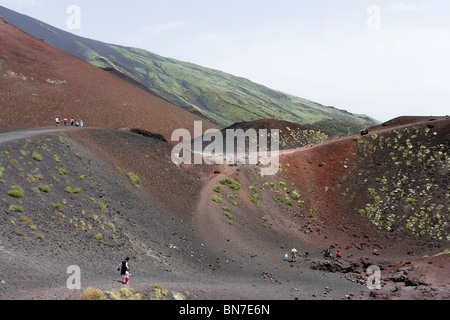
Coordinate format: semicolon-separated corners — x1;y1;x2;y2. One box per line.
55;117;60;126
291;248;297;262
117;257;130;284
64;118;68;126
70;118;75;126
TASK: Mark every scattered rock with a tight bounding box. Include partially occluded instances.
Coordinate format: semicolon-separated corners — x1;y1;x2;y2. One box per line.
310;259;357;273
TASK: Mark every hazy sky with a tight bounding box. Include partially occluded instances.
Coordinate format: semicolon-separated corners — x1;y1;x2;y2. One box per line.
1;0;449;122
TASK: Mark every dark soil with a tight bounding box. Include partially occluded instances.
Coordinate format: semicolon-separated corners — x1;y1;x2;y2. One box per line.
0;116;448;300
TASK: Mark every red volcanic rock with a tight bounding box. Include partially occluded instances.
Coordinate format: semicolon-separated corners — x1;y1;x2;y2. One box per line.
0;17;216;139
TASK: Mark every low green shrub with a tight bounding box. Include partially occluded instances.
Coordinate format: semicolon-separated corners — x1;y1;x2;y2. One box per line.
32;152;42;161
8;185;24;198
127;172;141;186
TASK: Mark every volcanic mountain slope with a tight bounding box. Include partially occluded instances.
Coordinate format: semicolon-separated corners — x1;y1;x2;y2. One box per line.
187;119;341;159
221;119;341;149
0;5;379;133
0;116;448;300
0;17;215;138
277;116;450;246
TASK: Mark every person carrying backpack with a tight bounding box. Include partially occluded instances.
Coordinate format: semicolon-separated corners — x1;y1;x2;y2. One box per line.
291;248;298;262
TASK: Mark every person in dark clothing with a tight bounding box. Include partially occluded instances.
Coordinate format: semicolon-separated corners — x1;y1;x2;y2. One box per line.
117;257;130;284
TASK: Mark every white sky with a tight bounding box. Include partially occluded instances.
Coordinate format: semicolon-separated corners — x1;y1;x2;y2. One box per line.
1;0;449;122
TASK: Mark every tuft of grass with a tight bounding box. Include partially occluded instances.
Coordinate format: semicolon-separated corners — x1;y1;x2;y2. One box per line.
79;288;106;300
151;285;168;300
51;202;62;210
212;195;221;203
172;292;186;300
251;193;259;204
0;167;5;178
32;152;42;161
220;178;233;185
229;182;241;191
98;201;107;211
291;190;301;200
8;185;24;198
14;230;24;237
39;185;50;193
65;187;81;194
106;288;142;300
12;205;24;212
126;172;140;186
20;216;33;225
108;222;115;232
53;155;61;163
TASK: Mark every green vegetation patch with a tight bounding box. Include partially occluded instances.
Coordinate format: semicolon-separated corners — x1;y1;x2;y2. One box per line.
32;152;42;161
8;185;24;198
126;172;141;186
65;187;81;194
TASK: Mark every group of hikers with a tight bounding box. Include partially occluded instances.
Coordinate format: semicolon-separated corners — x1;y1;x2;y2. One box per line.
285;248;341;262
55;117;84;127
324;248;341;259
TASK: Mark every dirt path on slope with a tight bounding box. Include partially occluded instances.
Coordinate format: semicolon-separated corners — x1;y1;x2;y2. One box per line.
0;126;90;144
190;167;370;300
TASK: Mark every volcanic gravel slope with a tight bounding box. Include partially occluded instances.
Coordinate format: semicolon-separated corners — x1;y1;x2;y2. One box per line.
0;17;216;138
0;116;448;300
